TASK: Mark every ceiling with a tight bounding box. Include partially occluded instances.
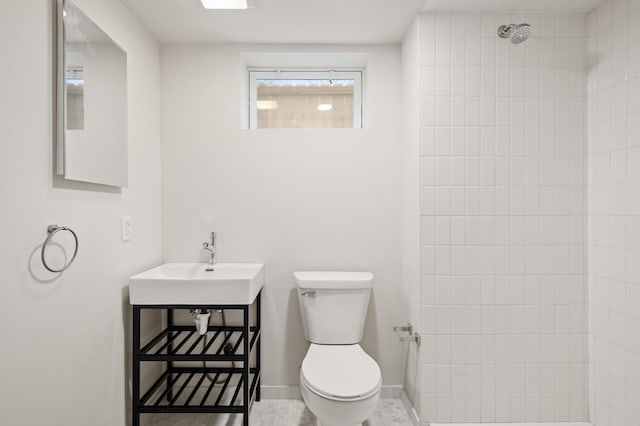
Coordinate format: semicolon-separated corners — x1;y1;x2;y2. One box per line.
421;0;602;12
120;0;425;44
121;0;604;44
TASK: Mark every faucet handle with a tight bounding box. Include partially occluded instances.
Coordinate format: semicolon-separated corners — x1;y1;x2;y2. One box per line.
203;232;216;253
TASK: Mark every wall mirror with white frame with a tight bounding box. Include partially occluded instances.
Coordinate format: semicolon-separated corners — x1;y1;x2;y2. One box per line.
56;0;128;187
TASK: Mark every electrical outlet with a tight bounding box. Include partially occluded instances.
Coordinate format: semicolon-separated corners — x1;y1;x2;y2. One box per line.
121;216;132;242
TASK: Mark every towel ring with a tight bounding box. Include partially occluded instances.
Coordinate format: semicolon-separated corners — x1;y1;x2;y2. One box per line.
41;225;79;273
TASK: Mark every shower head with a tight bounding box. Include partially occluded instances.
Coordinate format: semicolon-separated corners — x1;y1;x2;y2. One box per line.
497;23;532;44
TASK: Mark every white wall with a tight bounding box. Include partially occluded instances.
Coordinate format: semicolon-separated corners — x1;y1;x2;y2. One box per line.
400;15;423;413
418;12;588;424
0;1;161;425
160;44;407;387
586;1;640;425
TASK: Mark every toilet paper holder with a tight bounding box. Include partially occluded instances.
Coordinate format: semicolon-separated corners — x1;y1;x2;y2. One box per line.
393;323;421;345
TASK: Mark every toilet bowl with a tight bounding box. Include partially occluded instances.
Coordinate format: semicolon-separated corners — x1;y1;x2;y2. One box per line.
300;343;381;426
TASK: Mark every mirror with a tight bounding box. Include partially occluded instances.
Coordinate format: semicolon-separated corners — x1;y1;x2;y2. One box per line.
56;0;128;187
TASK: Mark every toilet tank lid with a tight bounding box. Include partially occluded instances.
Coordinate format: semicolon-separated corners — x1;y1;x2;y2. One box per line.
294;271;373;289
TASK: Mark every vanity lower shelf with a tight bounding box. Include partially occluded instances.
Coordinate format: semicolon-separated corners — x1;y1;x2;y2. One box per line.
139;367;260;413
131;292;261;426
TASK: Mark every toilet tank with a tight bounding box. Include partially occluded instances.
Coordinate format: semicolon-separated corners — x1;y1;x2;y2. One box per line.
294;271;373;344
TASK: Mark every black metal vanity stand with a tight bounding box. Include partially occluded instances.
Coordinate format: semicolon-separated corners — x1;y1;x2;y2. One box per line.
132;291;261;426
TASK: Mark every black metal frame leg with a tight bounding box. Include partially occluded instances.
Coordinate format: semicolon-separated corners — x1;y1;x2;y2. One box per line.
243;305;250;426
256;292;261;402
132;306;140;426
166;309;173;401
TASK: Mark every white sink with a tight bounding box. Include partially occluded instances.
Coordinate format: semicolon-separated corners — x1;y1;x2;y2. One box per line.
128;263;264;305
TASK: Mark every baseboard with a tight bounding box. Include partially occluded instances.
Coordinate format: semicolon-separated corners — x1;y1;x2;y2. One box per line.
260;385;302;399
146;384;412;400
259;385;406;400
380;385;402;399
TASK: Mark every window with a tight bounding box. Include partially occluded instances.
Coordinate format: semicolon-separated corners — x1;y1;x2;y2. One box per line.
248;70;363;129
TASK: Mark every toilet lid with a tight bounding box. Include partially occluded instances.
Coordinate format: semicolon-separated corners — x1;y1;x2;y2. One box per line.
301;344;381;400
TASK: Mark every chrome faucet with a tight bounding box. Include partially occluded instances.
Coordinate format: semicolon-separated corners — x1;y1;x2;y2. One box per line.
202;232;217;265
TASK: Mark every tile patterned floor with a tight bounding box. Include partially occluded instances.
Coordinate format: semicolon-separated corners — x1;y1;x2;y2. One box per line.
147;399;413;425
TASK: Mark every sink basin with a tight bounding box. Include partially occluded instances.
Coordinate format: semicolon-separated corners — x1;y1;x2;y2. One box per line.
128;263;264;305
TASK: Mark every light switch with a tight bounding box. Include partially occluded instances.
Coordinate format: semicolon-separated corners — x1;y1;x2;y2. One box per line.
121;216;132;242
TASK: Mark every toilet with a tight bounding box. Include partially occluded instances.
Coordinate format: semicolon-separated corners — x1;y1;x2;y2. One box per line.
294;271;382;426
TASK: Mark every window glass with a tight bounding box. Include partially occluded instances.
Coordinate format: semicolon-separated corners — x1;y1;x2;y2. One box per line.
249;71;362;129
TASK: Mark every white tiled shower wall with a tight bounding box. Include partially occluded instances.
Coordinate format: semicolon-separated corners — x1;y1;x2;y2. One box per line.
586;0;640;425
418;12;588;423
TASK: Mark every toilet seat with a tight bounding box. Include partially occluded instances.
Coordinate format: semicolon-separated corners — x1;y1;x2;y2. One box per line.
301;344;381;401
